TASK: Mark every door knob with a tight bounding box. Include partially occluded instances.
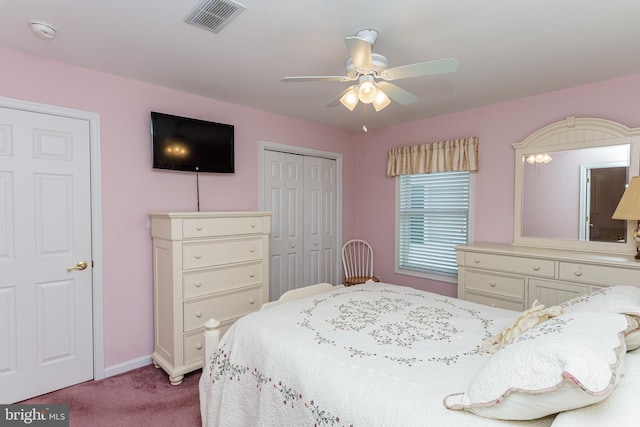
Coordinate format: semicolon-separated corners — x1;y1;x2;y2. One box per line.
67;261;88;272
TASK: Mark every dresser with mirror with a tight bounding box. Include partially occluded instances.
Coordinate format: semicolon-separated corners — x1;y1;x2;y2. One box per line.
457;117;640;309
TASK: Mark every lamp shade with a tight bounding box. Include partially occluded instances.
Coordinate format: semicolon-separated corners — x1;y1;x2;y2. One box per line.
612;176;640;220
358;78;377;104
373;90;391;111
339;87;359;111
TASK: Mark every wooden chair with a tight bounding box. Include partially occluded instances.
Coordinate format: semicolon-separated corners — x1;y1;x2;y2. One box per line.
341;239;380;286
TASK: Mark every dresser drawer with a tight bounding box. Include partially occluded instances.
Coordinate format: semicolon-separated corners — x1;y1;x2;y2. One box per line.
465;252;555;278
464;270;525;300
183;287;263;332
183;262;263;299
183;325;232;365
183;331;205;366
183;237;263;270
465;292;525;312
183;216;264;239
558;262;640;286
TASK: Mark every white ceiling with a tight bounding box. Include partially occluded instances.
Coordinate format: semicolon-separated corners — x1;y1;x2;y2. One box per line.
2;0;640;133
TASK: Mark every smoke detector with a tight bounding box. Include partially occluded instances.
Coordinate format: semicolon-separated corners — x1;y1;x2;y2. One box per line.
29;20;57;40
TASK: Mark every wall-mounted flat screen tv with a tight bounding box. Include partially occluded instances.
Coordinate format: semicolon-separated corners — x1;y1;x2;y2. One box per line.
151;111;234;173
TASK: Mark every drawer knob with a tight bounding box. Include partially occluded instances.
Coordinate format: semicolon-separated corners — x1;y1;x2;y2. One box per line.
473;258;480;264
196;224;203;231
250;222;256;228
249;272;255;278
194;253;202;259
532;266;540;271
196;311;203;318
194;281;202;288
249;298;255;305
290;244;295;248
574;271;583;277
196;343;202;350
249;247;255;253
489;282;497;287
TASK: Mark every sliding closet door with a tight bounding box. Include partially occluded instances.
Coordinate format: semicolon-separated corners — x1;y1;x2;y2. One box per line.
264;150;304;301
264;150;338;300
322;159;338;283
303;156;337;285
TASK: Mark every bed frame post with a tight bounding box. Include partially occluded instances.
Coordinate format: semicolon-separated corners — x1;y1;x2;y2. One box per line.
203;318;221;366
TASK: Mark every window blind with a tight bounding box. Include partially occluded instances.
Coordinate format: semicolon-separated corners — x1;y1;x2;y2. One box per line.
398;171;470;277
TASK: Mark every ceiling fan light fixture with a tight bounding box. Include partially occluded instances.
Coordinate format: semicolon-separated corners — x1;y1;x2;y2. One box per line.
340;87;359;111
373;90;391;111
281;29;459;119
358;75;377;104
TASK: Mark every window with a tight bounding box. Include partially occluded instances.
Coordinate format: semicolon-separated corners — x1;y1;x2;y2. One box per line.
397;171;471;281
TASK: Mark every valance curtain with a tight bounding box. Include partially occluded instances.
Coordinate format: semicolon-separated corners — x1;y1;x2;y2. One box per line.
386;137;479;177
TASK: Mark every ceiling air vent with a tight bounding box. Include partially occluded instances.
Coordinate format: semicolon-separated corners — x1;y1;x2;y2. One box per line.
184;0;246;34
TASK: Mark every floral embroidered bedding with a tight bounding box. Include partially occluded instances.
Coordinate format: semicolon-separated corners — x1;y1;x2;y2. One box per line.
200;282;551;426
199;282;638;426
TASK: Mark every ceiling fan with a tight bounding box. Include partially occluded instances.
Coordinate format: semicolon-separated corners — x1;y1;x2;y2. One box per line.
281;29;459;112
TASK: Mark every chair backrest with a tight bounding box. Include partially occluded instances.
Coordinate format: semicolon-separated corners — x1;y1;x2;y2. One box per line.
341;239;374;280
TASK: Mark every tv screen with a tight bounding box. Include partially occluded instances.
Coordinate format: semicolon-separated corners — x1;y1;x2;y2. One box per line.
151;112;234;173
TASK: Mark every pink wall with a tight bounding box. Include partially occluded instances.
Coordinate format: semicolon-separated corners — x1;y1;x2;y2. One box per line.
352;73;640;297
0;47;357;369
5;44;640;371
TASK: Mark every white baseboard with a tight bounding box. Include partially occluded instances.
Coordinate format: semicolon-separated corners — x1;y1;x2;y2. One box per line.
103;354;153;378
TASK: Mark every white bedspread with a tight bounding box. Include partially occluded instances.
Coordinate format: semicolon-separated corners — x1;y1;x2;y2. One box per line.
199;282;554;427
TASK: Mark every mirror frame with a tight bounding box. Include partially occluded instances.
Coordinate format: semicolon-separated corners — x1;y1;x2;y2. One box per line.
513;117;640;255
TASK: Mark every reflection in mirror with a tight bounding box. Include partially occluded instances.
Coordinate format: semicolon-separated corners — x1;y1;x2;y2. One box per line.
521;145;629;242
513;117;640;255
584;165;627;242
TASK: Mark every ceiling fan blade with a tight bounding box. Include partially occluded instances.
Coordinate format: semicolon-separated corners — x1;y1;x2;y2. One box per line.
345;36;373;72
281;76;351;83
381;58;459;81
326;86;355;107
377;82;418;105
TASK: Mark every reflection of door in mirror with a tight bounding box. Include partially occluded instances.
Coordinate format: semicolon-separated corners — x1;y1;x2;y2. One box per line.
522;145;629;241
582;166;627;242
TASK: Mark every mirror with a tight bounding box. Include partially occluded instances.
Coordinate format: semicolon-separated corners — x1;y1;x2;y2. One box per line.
521;145;629;241
513;117;640;255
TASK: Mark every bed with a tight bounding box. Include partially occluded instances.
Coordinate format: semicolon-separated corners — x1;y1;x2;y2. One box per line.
199;281;639;426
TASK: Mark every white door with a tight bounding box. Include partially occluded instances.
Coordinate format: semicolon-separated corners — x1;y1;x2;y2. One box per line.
0;107;94;403
303;156;337;285
264;150;304;301
304;156;323;285
264;150;338;300
321;158;337;283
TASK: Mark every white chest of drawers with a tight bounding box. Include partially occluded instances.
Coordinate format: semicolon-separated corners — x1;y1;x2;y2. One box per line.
456;243;640;311
150;211;271;385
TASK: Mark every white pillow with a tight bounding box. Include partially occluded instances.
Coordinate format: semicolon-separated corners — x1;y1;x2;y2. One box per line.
561;286;640;351
560;285;640;316
443;312;630;421
625;327;640;351
551;350;640;426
